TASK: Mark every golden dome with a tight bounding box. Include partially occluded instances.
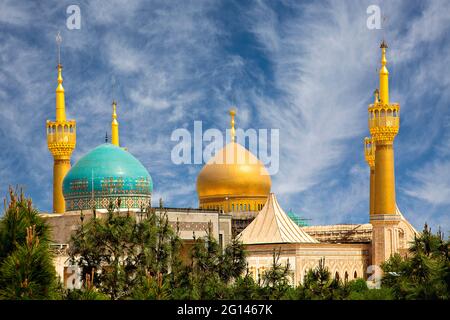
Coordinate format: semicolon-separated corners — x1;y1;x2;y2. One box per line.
196;142;271;210
196;109;271;213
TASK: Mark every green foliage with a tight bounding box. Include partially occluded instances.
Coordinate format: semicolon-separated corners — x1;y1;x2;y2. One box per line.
230;270;262;300
299;258;341;300
259;249;292;299
220;237;247;282
130;273;171;300
381;223;450;300
0;188;60;300
186;225;247;299
69;204;181;300
0;188;50;260
2;192;447;302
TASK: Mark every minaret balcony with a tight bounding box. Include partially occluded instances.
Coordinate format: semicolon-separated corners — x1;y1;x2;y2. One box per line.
46;120;76;156
368;103;400;142
364;137;375;167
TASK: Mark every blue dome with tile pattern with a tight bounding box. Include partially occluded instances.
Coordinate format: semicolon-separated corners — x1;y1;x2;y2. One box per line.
62;143;152;211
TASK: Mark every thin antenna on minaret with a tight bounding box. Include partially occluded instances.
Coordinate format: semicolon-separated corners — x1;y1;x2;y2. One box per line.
56;31;62;66
381;14;388;41
111;75;116;103
231;91;237;111
105;132;108;143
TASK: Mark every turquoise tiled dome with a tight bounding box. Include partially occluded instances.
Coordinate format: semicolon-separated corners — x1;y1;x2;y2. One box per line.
63;143;152;211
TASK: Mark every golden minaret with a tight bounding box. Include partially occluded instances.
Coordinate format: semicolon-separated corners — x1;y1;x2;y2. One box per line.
111;100;119;146
46;33;76;213
368;41;401;266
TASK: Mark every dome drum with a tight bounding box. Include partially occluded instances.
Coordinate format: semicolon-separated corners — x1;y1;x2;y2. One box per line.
199;195;268;213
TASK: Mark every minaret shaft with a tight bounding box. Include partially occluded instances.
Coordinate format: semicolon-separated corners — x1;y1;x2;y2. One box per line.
369;168;375;215
374;143;396;214
53;159;71;213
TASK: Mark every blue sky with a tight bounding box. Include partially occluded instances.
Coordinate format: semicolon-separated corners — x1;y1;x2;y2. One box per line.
0;0;449;233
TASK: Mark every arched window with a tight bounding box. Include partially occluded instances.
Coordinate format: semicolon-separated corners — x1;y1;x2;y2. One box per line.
57;125;62;133
64;125;68;132
243;204;247;211
354;271;357;279
232;204;234;211
335;272;340;281
345;271;349;282
240;204;243;211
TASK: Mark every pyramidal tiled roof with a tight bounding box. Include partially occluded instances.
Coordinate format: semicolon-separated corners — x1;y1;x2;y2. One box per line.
238;193;319;244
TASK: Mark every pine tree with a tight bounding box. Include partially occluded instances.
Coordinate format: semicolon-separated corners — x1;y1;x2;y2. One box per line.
260;249;292;299
0;188;60;299
300;258;341;300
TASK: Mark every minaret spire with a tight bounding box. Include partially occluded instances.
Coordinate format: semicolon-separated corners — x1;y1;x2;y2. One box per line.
55;32;66;122
229;108;236;143
379;40;389;105
111;100;120;146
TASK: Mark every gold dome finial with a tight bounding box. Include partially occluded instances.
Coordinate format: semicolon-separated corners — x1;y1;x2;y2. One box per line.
379;40;389;105
229;108;236;143
111;100;119;146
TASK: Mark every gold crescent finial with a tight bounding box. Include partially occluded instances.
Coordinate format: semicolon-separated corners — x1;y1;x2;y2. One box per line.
229;108;236;142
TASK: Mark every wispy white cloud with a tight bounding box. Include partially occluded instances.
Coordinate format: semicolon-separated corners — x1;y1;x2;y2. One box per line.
404;160;450;205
